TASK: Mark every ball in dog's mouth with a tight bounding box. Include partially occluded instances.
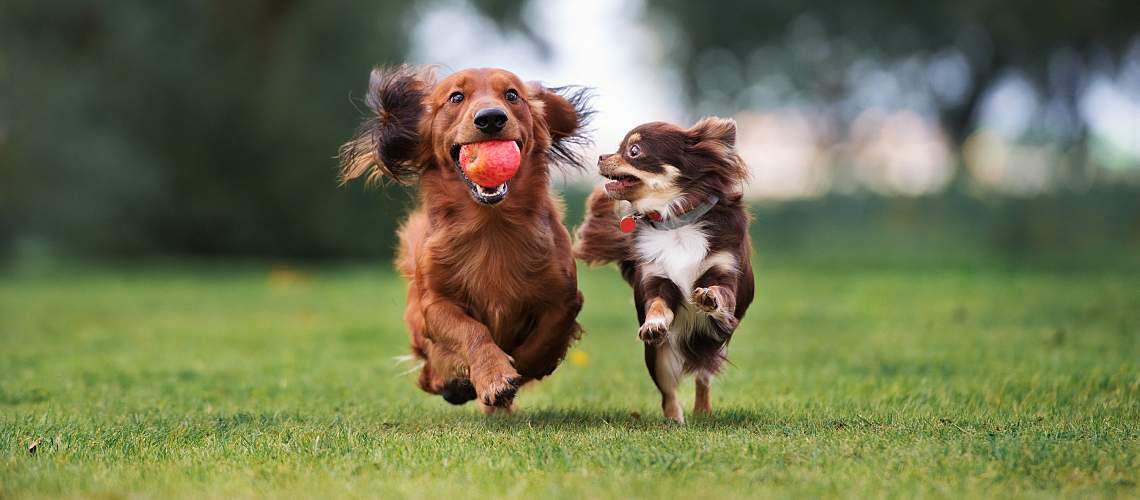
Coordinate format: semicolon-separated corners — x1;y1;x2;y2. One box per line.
450;140;522;205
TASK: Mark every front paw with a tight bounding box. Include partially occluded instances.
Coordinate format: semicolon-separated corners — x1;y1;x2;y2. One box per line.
692;287;721;313
638;317;670;345
471;362;522;408
693;286;739;332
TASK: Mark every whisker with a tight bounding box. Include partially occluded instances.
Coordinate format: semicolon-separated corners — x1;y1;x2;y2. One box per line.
396;360;425;377
392;354;419;365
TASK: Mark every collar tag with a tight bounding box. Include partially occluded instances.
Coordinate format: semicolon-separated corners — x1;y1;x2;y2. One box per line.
619;216;637;233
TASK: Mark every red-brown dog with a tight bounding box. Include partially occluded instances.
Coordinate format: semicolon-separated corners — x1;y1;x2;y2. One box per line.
339;66;592;413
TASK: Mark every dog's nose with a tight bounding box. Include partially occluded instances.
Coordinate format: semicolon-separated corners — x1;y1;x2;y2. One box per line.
598;154;609;162
474;107;508;134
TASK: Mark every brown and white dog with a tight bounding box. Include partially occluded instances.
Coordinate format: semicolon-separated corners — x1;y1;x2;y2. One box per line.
339;66;592;413
574;117;754;423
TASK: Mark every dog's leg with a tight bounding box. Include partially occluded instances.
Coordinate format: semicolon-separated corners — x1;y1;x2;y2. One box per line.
694;371;712;415
692;265;741;337
511;288;583;380
423;299;520;408
405;279;445;395
637;276;685;422
638;276;682;345
645;342;685;423
638;297;673;345
407;280;476;403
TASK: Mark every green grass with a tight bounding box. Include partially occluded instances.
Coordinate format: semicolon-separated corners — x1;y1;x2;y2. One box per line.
2;255;1138;498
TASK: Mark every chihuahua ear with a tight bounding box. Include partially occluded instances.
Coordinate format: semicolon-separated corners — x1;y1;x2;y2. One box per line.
528;83;595;169
685;116;747;181
338;65;435;185
685;116;737;151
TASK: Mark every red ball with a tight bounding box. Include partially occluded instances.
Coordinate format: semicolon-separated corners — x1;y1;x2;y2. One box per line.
459;140;521;187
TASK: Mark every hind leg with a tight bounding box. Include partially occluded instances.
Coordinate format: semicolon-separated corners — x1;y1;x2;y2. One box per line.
637;277;685;422
646;342;685;423
694;371;712;415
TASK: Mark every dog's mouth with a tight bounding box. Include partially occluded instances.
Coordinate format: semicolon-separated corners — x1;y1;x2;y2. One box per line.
602;172;642;196
449;141;522;206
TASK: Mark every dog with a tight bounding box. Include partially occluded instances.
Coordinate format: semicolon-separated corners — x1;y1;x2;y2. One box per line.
574;117;754;423
339;66;592;413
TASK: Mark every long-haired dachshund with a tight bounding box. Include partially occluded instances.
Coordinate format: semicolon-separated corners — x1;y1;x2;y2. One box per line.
574;118;754;423
339;66;592;413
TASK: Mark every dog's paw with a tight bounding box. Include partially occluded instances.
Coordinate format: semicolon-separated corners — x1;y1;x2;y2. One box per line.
479;399;516;415
638;317;670;345
478;373;522;408
693;286;739;332
469;349;522;409
440;378;476;405
692;287;720;313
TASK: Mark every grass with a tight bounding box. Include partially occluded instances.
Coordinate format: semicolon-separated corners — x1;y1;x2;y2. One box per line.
1;253;1138;498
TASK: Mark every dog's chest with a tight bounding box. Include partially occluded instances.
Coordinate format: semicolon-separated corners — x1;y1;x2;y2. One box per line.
634;224;710;294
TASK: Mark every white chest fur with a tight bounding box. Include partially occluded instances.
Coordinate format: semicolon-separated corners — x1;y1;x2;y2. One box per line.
635;223;710;297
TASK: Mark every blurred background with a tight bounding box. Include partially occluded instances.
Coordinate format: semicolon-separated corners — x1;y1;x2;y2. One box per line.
2;0;1139;266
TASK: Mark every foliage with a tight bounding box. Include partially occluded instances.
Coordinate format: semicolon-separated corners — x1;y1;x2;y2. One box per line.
2;0;1137;260
1;0;422;257
644;0;1140;144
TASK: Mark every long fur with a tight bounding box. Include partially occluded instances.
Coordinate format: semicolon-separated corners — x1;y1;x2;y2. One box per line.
543;85;596;169
573;186;631;266
574;116;754;422
338;65;436;185
340;66;593;412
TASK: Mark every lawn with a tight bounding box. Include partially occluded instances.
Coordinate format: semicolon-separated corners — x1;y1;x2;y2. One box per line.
1;254;1137;498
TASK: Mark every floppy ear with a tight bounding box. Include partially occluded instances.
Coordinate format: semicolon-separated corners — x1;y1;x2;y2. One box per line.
528;83;594;168
338;65;435;185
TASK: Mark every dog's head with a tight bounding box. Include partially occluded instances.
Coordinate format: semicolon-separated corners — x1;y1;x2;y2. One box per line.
339;66;592;205
598;117;747;214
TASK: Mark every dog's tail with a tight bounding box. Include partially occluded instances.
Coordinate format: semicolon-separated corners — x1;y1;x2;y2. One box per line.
573;185;632;266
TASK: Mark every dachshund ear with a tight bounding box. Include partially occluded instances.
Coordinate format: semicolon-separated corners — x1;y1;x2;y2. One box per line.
339;65;435;185
528;83;594;169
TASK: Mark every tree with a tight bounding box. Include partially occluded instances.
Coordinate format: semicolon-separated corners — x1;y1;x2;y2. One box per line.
1;0;420;257
643;0;1140;184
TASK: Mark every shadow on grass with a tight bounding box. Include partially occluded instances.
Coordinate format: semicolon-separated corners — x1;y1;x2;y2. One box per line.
458;406;775;431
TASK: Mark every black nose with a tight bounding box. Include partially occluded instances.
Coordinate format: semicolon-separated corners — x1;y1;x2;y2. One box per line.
598;154;608;162
474;107;508;134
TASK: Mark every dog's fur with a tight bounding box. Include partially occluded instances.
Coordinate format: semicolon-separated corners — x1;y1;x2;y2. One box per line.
574;117;754;423
340;66;592;413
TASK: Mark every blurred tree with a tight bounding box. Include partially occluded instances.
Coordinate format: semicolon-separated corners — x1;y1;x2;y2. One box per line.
643;0;1140;185
0;0;533;259
0;0;424;258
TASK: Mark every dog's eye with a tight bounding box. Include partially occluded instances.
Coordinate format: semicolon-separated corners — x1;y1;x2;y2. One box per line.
448;92;464;104
504;89;519;103
629;144;641;158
